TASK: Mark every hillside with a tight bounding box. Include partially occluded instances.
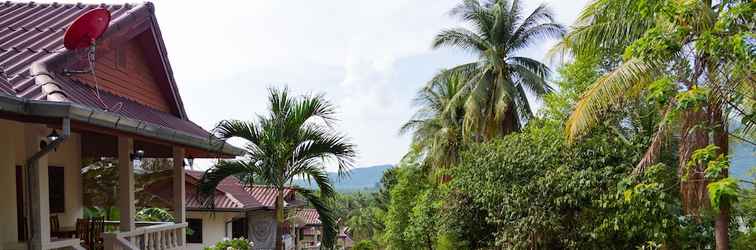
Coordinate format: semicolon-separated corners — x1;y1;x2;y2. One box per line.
293;164;394;192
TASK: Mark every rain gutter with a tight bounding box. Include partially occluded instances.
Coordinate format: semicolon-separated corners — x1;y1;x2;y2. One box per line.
23;118;70;250
0;93;243;157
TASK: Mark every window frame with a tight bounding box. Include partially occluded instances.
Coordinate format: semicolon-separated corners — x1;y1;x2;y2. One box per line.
186;218;203;244
48;166;65;214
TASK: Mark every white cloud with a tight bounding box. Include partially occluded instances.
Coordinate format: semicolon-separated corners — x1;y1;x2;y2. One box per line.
60;0;590;171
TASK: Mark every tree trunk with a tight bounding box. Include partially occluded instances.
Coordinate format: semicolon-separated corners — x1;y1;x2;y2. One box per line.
715;206;729;250
712;104;729;250
275;189;285;250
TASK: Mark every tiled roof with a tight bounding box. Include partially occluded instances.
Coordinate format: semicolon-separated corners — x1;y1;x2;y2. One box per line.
296;208;321;225
56;78;212;138
145;176;245;210
0;2;135;99
0;2;213;142
181;170;295;211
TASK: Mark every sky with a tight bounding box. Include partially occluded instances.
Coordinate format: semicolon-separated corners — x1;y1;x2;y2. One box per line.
64;0;590;171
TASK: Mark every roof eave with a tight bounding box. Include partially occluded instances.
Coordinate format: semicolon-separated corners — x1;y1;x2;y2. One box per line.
0;93;244;157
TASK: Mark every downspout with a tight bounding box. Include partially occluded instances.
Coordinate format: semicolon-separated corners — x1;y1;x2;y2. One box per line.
24;118;70;250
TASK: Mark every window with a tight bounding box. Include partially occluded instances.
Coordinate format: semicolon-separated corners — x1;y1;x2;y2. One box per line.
232;218;247;239
187;219;203;243
48;166;65;213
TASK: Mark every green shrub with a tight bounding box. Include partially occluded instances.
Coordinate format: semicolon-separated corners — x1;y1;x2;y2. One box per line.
202;238;254;250
353;239;379;250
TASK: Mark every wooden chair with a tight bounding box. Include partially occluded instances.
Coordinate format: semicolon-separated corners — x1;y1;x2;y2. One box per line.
49;215;60;238
75;218;90;249
90;217;105;250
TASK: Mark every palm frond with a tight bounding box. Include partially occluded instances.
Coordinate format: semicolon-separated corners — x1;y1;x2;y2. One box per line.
508;56;554;95
197;160;257;208
293;125;356;179
291;163;336;198
510;22;566;52
432;28;488;53
296;188;338;249
566;58;659;141
213;120;260;146
634;105;673;175
292;93;337;128
565;0;653;57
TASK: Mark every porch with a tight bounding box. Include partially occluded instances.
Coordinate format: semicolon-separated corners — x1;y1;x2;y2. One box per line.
0;100;239;250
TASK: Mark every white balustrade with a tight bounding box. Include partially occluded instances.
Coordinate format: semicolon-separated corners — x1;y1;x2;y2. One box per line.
104;222;187;250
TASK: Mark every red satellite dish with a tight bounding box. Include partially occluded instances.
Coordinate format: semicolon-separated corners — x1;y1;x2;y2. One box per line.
63;8;111;50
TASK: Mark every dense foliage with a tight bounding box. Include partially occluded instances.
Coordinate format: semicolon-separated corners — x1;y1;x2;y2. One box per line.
336;0;754;249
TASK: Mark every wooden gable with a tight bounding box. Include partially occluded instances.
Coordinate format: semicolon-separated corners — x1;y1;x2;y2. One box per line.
71;30;181;115
72;36;172;113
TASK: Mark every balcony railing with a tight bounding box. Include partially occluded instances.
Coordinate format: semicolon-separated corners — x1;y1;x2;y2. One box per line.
103;222;187;250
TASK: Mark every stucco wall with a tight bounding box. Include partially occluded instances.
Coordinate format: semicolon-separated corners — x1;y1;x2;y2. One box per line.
0;119;83;249
0;118;23;249
185;211;242;250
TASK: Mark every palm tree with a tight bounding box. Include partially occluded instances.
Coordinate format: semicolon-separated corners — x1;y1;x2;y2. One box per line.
401;70;466;169
198;87;356;250
558;1;754;249
432;0;565;140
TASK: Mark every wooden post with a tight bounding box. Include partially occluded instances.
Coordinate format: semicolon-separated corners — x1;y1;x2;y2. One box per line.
118;137;135;232
103;233;116;250
172;147;186;245
25;125;50;250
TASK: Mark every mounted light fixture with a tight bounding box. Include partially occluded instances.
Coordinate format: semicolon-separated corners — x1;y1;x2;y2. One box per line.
47;129;60;142
130;149;144;161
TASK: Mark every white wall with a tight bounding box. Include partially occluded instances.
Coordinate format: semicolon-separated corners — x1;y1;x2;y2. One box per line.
0;118;24;249
0;118;83;249
47;126;83;228
186;211;243;250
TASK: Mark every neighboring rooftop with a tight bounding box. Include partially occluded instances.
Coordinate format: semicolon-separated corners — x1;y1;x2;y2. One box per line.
146;170;298;211
296;208;322;226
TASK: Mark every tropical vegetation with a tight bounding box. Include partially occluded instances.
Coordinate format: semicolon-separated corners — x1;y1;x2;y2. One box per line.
334;0;754;249
189;0;752;249
197;87;356;250
429;0;565;141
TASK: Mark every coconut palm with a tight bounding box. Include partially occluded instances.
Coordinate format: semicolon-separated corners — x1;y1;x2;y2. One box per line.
559;1;754;249
432;0;565;140
401;70;466;169
198;87;356;250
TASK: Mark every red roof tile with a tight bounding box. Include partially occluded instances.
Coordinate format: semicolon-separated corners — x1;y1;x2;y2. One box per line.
0;2;216;144
295;208;321;225
0;2;134;98
146;170;298;211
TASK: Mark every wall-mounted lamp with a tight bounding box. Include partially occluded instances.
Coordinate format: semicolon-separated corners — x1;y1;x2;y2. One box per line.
40;129;61;151
130;149;145;161
47;129;60;142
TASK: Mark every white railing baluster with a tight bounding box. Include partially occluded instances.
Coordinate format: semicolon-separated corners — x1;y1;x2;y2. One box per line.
102;222;188;250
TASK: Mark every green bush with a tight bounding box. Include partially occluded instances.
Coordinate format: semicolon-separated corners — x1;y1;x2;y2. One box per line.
353;239;379;250
202;238;254;250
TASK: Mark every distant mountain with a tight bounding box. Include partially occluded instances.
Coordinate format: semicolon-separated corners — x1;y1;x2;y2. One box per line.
293;164;394;192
